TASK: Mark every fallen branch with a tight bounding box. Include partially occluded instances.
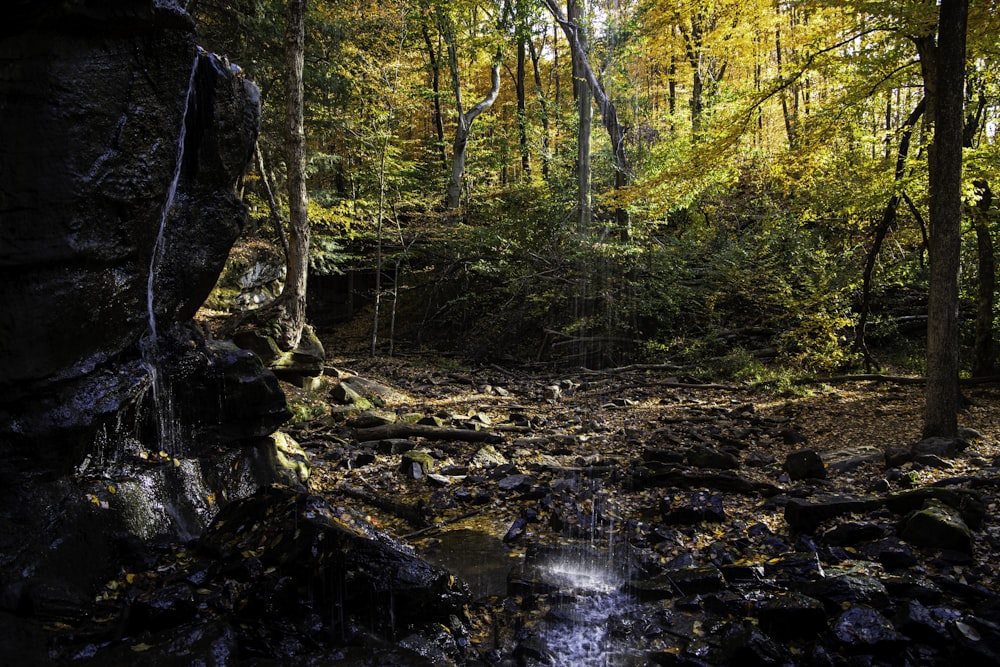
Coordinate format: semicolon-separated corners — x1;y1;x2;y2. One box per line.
352;422;504;444
337;483;430;527
401;509;485;539
794;374;1000;386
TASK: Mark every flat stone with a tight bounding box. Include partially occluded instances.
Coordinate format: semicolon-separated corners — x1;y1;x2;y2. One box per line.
686;445;741;470
824;445;885;474
784;495;881;531
804;574;890;610
661;491;727;525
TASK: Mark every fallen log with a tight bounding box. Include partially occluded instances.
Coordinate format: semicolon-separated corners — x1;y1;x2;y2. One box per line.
338;483;430;527
352;422;504;444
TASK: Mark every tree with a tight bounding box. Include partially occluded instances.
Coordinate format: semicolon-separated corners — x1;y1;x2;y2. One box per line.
275;0;310;351
923;0;968;438
542;0;630;236
441;4;504;210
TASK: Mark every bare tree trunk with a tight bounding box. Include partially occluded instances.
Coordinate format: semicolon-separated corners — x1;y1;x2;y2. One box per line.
569;0;592;231
972;182;995;376
527;37;551;180
254;142;289;260
517;35;530;177
923;0;968;438
543;0;630;237
276;0;309;351
421;22;448;168
855;97;925;371
443;22;502;210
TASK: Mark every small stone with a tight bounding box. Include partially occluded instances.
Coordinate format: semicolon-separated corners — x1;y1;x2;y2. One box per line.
686;445;740;470
833;606;902;652
784;449;827;480
661;491;727;525
471;445;509;468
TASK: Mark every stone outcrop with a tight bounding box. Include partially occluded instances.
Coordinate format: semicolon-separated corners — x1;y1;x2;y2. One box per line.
0;0;274;456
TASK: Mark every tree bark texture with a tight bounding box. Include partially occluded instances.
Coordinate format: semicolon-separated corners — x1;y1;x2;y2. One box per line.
923;0;968;438
568;0;592;231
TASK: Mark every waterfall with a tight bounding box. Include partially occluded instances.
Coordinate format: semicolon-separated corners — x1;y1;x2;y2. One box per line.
141;54;199;457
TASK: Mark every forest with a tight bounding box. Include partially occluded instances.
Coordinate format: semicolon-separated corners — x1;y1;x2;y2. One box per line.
193;0;1000;396
4;0;1000;664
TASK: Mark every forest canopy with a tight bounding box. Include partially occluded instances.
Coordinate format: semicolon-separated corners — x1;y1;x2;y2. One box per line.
192;0;1000;383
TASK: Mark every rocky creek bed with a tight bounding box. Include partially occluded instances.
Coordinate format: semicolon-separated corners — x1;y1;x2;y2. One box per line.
14;356;1000;666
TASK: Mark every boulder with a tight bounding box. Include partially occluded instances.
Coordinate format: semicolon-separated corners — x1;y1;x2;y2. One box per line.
901;499;975;555
0;1;264;449
199;486;471;633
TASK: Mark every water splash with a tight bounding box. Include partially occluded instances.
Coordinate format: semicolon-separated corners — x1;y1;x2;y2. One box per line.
534;545;639;667
141;54;199;456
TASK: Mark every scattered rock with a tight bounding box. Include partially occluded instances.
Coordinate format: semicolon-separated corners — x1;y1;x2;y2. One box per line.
784;449;827;480
901;499;975;554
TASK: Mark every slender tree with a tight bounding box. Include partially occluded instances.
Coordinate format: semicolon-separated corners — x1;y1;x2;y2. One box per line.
441;5;503;210
923;0;968;438
275;0;310;350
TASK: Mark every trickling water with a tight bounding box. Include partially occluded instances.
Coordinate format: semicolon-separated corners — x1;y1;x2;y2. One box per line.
141;54;199;457
533;544;639;667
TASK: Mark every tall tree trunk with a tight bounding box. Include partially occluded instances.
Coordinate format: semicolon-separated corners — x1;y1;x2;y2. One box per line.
517;35;530;177
527;36;551;180
569;0;592;231
543;0;630;237
422;23;448;169
444;43;502;210
972;182;995;377
276;0;309;351
923;0;968;438
855;97;925;371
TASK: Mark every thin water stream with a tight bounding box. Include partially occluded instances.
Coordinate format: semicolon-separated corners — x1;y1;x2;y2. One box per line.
141;54;200;458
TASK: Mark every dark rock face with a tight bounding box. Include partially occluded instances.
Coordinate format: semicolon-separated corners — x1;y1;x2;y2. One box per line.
0;0;267;453
0;0;288;641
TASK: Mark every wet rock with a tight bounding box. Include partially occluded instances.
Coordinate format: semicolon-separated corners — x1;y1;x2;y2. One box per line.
763;551;824;582
1;3;261;448
783;449;827;480
784;495;881;532
861;537;918;570
820;521;885;547
894;600;955;646
832;605;903;654
753;591;828;639
719;619;795;666
803;574;890;610
633;566;725;601
200;486;470;635
660;492;727;525
901;499;975;554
